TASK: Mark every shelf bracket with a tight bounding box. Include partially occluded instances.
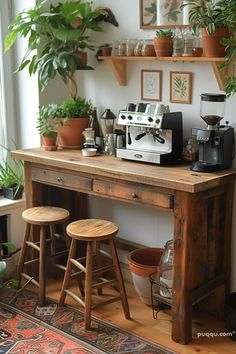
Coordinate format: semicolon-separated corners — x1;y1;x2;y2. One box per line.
211;62;226;91
106;58;127;86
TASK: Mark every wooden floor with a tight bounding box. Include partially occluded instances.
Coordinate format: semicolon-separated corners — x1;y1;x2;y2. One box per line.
43;270;236;354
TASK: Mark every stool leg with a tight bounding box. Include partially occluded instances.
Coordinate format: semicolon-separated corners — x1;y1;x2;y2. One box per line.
109;238;131;320
50;224;56;264
59;238;77;306
84;241;93;330
17;223;31;288
39;226;46;307
95;241;103;296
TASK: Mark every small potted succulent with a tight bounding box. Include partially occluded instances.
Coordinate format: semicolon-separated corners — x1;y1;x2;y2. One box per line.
154;29;173;57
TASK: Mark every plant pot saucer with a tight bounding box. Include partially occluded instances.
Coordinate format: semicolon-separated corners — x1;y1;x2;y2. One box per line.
58;144;82;149
43;145;57;151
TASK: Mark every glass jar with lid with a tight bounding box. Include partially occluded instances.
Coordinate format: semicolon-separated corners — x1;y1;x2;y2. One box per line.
141;39;156;56
116;39;126;56
182;138;199;162
158;240;173;298
126;39;137;56
134;40;144;56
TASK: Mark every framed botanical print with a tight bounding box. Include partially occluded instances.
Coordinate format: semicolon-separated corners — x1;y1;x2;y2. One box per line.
140;0;191;29
170;71;192;104
141;70;162;101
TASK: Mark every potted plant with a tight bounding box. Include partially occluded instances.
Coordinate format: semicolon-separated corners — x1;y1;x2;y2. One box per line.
0;241;20;288
4;0;107;99
37;105;60;151
154;29;173;57
39;97;93;149
0;148;24;200
181;0;230;57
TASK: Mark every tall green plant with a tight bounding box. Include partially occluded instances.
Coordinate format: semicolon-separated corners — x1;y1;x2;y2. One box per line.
4;0;107;98
182;0;236;97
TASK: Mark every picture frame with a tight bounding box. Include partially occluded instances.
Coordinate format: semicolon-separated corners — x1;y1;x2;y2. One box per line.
141;70;162;101
170;71;192;104
140;0;190;29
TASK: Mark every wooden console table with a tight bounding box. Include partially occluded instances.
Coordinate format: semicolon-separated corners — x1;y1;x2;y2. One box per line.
12;148;236;344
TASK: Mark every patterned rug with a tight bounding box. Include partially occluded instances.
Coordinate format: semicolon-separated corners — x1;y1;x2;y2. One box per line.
0;289;178;354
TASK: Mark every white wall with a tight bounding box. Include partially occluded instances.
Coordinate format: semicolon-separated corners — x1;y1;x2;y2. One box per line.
11;0;236;290
12;0;40;148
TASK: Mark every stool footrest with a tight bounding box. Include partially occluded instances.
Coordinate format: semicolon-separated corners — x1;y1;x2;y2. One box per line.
92;278;116;289
51;250;68;258
98;248;112;259
26;241;41;252
71;270;84;278
21;273;39;287
64;289;85;307
92;296;121;310
70;258;86;273
24;258;40;265
92;264;115;275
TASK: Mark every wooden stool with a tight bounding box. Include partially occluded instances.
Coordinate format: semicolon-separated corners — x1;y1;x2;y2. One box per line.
18;206;70;306
59;219;130;329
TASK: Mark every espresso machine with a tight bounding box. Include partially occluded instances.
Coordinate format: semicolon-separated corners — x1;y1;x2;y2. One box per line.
191;93;235;172
116;103;183;164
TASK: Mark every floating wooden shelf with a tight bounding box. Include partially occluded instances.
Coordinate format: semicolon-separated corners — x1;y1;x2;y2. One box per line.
98;55;226;90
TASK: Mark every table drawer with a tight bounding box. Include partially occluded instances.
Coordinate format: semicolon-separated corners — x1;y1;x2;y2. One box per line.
32;167;92;191
93;180;173;210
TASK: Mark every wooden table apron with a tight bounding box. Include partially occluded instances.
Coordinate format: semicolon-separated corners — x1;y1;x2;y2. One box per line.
12;148;236;344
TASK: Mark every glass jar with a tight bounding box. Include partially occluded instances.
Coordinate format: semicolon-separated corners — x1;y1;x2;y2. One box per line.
182;138;199;162
141;39;156;56
158;240;173;298
182;29;194;56
134;40;144;56
172;28;184;57
117;39;126;56
125;39;137;56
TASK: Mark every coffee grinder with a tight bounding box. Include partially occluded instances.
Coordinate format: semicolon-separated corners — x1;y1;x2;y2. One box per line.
191;93;235;172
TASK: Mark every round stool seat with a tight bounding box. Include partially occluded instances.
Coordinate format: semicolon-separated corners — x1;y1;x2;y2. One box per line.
67;219;119;241
22;206;69;225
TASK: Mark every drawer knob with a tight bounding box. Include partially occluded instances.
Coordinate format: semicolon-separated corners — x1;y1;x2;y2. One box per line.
131;192;138;200
57;177;64;183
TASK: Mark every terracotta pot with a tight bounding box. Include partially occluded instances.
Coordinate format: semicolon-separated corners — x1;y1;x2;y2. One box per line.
201;27;230;57
127;247;164;305
101;47;112;56
75;51;88;65
57;117;90;149
154;37;173;57
42;136;57;151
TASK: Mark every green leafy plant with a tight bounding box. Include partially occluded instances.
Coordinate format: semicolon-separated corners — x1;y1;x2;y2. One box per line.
155;29;173;38
4;0;107;98
38;97;93;127
0;146;24;195
182;0;227;36
182;0;236;97
37;105;60;137
60;97;93;119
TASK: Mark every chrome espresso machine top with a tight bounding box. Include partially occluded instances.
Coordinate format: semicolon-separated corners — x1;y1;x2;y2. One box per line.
116;103;183;164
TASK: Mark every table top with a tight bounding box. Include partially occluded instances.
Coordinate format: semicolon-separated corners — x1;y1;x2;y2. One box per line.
12;148;236;193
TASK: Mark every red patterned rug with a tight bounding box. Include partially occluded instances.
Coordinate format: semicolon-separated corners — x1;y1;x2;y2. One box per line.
0;289;178;354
